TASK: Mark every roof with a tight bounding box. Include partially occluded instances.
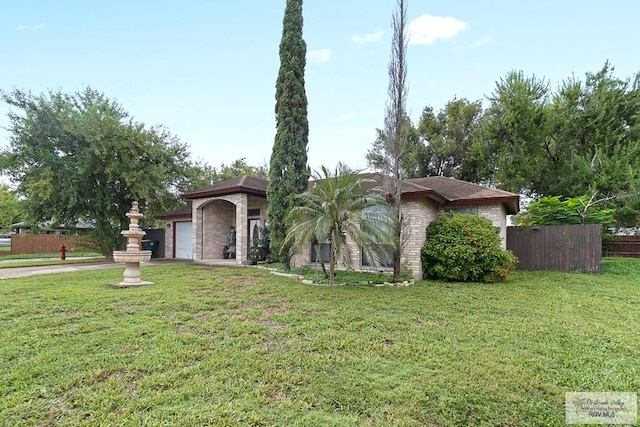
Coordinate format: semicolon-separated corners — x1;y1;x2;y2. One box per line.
155;205;192;220
160;173;519;219
402;176;519;214
181;175;268;199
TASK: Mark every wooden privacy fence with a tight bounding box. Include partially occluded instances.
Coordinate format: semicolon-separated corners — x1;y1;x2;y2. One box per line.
9;234;88;255
507;224;602;273
603;236;640;258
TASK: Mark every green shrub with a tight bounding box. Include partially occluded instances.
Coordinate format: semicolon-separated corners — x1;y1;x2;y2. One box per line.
421;212;517;283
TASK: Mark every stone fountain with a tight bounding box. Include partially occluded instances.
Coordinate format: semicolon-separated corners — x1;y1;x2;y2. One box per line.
110;201;154;288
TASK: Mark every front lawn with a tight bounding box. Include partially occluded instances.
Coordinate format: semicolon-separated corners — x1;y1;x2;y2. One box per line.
1;261;638;425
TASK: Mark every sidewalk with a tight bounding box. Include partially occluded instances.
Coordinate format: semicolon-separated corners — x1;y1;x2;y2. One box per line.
0;260;163;280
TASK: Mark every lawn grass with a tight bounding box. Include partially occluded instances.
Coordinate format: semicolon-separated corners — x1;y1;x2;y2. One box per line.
0;252;102;261
0;252;106;269
1;260;638;426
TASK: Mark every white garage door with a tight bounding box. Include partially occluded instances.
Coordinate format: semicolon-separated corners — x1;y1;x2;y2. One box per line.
174;221;193;259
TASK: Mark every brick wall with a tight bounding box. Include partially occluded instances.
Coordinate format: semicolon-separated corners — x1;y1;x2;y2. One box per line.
400;199;439;279
290;201;509;281
477;204;508;248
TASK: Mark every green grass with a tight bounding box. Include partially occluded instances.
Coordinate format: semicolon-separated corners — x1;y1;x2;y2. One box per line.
0;246;10;253
0;251;102;260
0;254;106;269
1;260;639;426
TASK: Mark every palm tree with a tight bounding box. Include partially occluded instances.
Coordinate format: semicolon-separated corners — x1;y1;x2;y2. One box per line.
284;163;395;286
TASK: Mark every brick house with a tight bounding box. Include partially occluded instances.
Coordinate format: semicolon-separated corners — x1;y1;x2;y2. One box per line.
158;174;519;280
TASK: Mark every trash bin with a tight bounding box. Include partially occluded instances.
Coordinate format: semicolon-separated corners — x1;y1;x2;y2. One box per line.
141;240;160;258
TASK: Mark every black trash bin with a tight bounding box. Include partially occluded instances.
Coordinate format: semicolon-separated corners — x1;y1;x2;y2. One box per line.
141;240;160;258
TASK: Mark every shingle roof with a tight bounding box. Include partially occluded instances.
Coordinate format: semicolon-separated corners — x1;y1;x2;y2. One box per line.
162;173;519;218
308;173;519;214
182;175;268;199
403;176;519;214
155;205;192;219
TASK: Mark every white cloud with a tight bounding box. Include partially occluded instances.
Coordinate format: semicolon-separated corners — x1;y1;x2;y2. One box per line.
407;14;467;45
308;49;332;63
352;30;383;43
16;23;45;31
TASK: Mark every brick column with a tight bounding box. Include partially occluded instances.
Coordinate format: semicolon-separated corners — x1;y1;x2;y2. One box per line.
193;200;204;260
235;194;248;264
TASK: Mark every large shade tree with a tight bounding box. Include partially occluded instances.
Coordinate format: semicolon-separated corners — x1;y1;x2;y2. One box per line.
267;0;309;268
187;158;269;190
0;87;195;254
284;163;394;287
0;184;20;232
480;63;640;225
417;98;484;181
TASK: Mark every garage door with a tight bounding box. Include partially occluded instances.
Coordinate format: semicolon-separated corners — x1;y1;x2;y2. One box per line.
174;221;193;259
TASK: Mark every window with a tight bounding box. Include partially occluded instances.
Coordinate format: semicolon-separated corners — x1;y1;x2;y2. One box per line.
362;245;394;268
444;206;478;214
361;205;395;268
310;242;330;263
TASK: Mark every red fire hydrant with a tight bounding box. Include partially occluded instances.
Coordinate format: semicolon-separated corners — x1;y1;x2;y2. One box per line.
59;244;67;261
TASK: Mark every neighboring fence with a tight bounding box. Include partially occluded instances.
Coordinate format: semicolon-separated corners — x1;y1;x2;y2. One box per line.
507;224;602;273
603;236;640;258
9;229;165;256
9;234;88;255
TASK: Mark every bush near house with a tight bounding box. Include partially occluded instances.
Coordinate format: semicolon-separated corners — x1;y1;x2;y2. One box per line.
421;212;517;283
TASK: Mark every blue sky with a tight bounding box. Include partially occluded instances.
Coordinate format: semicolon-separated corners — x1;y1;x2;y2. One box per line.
1;0;639;174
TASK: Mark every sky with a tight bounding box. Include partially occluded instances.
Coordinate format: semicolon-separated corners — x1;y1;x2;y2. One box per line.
1;0;640;176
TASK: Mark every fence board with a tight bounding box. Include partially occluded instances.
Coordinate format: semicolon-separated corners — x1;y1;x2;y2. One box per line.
10;234;86;255
603;236;640;258
507;224;602;273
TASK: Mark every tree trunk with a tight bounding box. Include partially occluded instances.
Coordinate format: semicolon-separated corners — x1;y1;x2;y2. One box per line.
393;208;402;281
329;241;335;287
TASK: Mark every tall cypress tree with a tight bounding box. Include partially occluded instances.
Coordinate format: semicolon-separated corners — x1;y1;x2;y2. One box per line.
267;0;309;267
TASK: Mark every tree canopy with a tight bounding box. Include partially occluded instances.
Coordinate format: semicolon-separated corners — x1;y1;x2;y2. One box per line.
0;184;20;232
417;98;484;181
515;195;616;227
406;62;640;226
0;87;196;254
267;0;309;267
187;158;268;190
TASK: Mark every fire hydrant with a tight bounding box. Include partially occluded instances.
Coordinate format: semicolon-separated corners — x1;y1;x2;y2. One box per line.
59;244;67;261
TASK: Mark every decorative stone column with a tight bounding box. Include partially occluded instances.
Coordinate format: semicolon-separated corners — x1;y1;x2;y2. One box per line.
111;201;154;288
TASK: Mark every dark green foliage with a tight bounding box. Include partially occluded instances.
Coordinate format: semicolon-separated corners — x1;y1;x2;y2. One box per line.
367;117;424;179
516;195;616;226
0;185;20;231
417;98;484;181
481;70;552;193
480;63;640;225
421;213;517;283
187;158;269;190
0;88;195;254
267;0;309;266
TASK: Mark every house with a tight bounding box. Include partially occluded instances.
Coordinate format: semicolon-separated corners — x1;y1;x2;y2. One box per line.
158;174;519;280
157;175;268;262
